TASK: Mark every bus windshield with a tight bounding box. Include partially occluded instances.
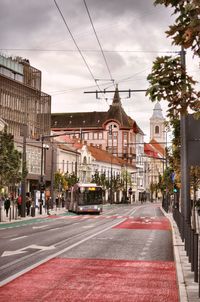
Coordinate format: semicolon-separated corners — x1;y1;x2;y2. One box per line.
78;187;103;205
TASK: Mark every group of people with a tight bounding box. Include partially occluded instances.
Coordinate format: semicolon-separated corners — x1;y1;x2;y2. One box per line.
17;195;32;216
1;194;33;217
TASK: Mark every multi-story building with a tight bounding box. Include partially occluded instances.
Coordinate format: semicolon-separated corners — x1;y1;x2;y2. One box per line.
52;134;135;203
51;86;143;164
0;54;51;195
51;86;144;200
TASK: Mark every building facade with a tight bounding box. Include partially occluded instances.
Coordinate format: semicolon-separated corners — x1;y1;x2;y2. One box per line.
0;54;51;196
51;86;145;200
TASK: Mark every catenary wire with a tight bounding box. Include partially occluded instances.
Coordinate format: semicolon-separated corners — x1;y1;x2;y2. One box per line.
0;48;181;54
83;0;114;86
53;0;109;106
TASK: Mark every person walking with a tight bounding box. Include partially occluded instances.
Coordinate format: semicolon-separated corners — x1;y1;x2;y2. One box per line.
4;197;10;217
26;195;31;216
17;195;22;216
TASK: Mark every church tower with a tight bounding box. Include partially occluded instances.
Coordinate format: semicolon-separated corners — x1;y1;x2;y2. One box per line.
150;102;165;143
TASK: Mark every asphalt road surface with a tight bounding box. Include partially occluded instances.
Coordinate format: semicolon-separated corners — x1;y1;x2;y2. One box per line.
0;203;179;302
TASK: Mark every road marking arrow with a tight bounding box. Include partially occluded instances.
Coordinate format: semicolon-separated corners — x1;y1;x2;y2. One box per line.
1;249;27;257
1;244;55;257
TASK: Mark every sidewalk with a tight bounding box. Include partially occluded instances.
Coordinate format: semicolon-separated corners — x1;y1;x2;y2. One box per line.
0;206;67;225
166;211;199;302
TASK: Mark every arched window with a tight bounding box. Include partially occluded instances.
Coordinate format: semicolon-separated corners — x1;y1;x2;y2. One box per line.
83;156;87;165
155;125;159;134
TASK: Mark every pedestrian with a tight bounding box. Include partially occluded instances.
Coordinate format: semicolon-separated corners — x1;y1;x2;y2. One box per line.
4;197;10;217
56;197;59;208
17;195;22;216
46;197;50;215
26;196;31;216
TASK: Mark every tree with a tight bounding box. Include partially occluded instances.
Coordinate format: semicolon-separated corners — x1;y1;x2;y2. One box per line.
54;171;67;192
167;118;181;182
146;55;199;119
0;128;22;192
64;171;78;189
154;0;200;57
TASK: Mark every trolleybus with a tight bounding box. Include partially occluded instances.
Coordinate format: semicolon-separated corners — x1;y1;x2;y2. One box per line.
67;183;103;214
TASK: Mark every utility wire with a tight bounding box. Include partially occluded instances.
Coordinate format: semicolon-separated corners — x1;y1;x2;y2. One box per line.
83;0;114;85
53;0;109;105
53;0;95;82
0;48;181;54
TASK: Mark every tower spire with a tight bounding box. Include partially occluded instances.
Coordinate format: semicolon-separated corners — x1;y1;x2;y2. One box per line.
112;84;121;106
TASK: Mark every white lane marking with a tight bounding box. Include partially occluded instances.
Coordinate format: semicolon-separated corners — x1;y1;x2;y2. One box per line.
0;218;126;286
32;225;49;229
1;244;55;257
47;227;62;231
82;225;95;228
10;236;28;241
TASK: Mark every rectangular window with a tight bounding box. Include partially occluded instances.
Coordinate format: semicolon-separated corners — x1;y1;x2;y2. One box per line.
83;132;89;140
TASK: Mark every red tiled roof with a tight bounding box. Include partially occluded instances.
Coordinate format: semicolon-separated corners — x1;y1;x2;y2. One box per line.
149;139;165;156
88;145;125;166
144;143;160;158
53;134;134;168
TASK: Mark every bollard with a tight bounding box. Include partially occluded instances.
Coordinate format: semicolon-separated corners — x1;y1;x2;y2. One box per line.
194;233;198;283
188;224;192;263
9;207;11;221
180;213;185;242
184;222;188;255
191;229;195;271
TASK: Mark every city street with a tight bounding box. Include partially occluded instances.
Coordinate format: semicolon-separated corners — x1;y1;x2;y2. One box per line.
0;203;179;301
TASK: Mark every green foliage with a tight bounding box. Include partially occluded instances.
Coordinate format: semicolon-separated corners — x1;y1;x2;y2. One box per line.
167;118;181;180
0;128;22;189
54;171;68;191
91;170;124;191
121;169;132;188
190;166;200;200
146;55;199;117
64;171;78;189
154;0;200;57
157;167;175;194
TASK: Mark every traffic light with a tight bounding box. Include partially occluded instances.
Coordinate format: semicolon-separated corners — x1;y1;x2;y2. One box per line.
173;184;179;193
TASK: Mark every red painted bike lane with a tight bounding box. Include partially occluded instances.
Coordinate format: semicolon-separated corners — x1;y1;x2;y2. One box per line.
0;213;179;302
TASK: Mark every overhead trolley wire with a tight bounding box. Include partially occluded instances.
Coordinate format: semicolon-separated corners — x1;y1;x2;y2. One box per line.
53;0;109;106
83;0;114;86
0;48;181;54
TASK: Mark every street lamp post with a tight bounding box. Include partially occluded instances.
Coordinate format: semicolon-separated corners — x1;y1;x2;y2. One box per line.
108;125;113;204
21;124;27;218
39;136;45;215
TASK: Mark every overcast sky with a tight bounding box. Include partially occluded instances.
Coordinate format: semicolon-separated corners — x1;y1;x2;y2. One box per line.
0;0;199;141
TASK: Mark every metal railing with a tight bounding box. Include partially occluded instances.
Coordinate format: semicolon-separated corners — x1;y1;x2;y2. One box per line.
172;206;200;297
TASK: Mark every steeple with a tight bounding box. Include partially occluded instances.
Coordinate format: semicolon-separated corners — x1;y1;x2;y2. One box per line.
150;102;166;143
112;84;122;106
150;102;164;120
107;85;130;128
